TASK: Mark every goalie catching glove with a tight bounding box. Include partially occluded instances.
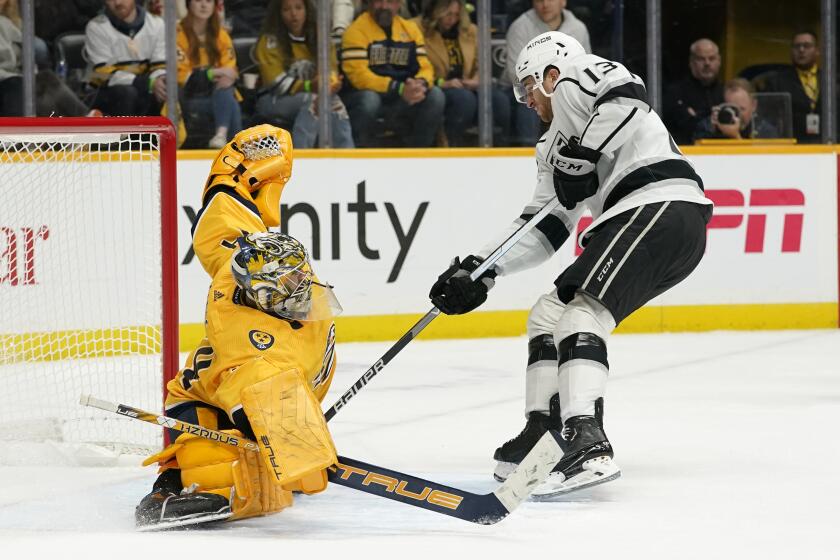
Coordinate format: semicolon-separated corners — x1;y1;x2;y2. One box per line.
429;255;497;315
549;136;602;210
205;124;294;226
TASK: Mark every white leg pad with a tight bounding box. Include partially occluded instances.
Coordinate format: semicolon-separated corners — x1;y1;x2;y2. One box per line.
525;364;558;415
557;360;608;421
524;289;567;415
553;293;616;423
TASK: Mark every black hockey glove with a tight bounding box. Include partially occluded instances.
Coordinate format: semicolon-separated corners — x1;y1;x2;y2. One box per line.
429;255;497;315
550;137;602;210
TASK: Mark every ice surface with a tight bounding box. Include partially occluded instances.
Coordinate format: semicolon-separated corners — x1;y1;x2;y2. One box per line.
1;330;838;559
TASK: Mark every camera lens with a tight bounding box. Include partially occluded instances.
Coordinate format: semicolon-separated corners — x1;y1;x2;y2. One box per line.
718;104;739;125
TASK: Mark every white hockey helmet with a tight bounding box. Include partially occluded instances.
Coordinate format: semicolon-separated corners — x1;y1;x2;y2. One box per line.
513;31;586;103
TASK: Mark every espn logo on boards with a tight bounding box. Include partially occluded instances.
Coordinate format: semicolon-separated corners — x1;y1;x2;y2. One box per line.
704;189;804;253
572;189;805;256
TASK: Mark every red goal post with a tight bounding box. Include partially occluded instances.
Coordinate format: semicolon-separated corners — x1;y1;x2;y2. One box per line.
0;117;179;460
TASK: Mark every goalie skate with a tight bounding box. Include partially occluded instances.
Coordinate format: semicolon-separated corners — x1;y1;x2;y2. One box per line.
135;470;232;531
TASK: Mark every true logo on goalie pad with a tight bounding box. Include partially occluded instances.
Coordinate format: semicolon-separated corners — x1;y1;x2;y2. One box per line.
249;330;274;350
260;435;283;480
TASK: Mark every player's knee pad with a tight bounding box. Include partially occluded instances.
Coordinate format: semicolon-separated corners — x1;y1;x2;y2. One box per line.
556;332;609;370
527;290;566;339
553;292;616;347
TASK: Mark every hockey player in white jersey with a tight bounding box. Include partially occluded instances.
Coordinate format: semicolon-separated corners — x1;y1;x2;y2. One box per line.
429;31;713;498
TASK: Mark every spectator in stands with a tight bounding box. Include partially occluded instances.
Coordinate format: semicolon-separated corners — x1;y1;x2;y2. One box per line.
332;0;356;38
341;0;444;147
177;0;242;148
502;0;591;145
694;78;779;141
85;0;166;117
663;38;723;145
1;0;49;68
414;0;509;146
762;30;821;144
254;0;354;148
0;6;91;116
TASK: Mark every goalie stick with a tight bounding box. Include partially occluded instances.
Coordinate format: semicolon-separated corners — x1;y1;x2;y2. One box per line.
81;395;567;525
323;197;563;421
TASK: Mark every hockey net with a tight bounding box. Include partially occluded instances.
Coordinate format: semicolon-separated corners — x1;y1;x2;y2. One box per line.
0;117;178;465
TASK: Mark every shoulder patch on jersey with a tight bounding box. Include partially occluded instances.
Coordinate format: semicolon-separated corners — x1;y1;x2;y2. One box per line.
249;330;275;350
213;290;225;301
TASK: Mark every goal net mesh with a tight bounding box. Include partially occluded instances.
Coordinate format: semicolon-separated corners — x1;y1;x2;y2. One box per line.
0;130;166;462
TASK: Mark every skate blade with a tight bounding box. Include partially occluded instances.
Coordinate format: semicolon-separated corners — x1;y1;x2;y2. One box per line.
136;509;233;532
530;456;621;501
493;461;517;483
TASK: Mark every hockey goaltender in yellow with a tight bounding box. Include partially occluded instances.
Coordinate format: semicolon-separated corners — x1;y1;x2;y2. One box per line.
135;124;341;530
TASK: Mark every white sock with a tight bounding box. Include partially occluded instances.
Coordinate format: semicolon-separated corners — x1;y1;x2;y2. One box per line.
525;363;558;416
557;360;608;423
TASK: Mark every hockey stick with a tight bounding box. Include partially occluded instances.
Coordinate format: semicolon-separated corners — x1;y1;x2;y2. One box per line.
323;198;562;421
81;395;567;525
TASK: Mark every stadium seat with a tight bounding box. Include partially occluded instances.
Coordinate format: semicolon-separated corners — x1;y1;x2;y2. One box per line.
54;33;89;96
233;36;259;75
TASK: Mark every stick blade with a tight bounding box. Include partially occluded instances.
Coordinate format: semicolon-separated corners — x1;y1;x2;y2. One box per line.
492;430;565;514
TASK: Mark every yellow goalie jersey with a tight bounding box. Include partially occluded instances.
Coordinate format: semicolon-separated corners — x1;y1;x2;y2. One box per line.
138;126;338;528
164;126;337;421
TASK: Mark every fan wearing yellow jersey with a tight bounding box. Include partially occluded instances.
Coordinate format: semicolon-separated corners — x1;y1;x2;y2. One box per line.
135;124;341;531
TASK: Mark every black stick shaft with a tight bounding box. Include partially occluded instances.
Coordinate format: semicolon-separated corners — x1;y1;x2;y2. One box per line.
323;307;440;420
323;198;561;421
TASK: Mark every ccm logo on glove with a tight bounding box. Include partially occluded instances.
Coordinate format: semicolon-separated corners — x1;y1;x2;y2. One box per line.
549;136;602;210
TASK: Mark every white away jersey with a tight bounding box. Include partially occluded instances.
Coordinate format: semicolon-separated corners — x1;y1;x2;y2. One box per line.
480;53;712;276
85;12;166;87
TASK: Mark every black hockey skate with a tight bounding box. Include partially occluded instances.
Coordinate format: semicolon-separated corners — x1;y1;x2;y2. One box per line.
531;409;621;500
493;395;562;482
135;469;232;531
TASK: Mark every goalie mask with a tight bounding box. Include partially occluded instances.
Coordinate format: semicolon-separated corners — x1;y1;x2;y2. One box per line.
231;232;341;321
513;31;586;103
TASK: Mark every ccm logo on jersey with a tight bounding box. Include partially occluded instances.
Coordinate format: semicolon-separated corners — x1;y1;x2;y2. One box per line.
331;463;464;510
249;330;274;350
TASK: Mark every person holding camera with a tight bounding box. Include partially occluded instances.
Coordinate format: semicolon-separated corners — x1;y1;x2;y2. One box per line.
694;78;778;141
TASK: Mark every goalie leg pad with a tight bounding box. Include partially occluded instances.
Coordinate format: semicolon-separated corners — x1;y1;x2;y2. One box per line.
241;363;338;490
173;430;293;521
